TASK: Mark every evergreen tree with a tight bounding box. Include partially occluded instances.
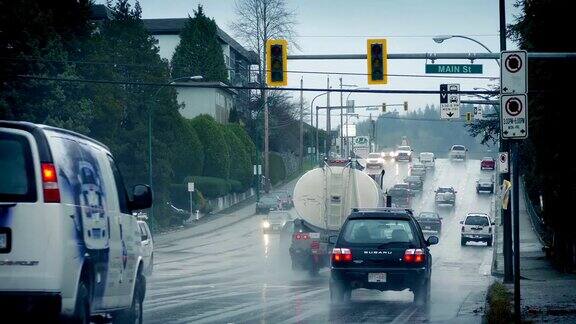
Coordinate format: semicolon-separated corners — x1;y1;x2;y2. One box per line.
171;5;228;82
223;125;252;189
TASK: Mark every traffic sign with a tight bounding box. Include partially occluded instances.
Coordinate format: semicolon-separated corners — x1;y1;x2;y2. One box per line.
440;83;460;119
188;182;195;192
501;51;528;94
426;64;483;74
474;106;483;120
500;94;528;139
498;152;509;174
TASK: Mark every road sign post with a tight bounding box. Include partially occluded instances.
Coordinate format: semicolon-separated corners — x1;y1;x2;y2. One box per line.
440;83;460;119
188;182;195;220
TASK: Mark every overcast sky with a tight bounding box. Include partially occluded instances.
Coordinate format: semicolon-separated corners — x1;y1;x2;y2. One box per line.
97;0;521;129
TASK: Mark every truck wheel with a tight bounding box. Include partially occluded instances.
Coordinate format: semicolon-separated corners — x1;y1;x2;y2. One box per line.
487;238;493;247
114;274;144;324
413;279;430;305
461;238;467;246
67;281;90;324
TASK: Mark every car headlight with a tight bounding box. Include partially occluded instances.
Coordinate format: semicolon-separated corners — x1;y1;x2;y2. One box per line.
262;220;270;228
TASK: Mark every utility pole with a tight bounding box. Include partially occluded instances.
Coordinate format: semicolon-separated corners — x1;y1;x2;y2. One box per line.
299;77;304;171
500;0;513;285
325;77;331;157
340;77;344;157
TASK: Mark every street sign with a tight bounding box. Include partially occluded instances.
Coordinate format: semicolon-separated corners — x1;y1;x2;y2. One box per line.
500;94;528;139
501;51;528;94
187;182;195;192
498;152;509;173
440;83;460;119
426;64;483;74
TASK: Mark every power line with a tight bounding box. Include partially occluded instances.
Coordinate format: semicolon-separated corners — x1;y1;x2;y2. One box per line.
13;75;502;95
293;34;499;39
0;56;499;80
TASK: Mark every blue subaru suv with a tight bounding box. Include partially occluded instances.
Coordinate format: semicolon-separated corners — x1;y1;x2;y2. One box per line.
329;208;438;304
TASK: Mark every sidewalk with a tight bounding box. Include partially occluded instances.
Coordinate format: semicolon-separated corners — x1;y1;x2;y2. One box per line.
492;182;576;322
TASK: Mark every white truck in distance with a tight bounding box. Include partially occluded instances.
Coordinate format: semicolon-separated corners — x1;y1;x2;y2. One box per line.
289;159;383;275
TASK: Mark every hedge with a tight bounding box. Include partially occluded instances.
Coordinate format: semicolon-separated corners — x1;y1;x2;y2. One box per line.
190;115;230;179
269;152;286;185
223;126;252;190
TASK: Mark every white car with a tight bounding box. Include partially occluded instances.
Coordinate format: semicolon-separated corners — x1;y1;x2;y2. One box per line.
449;145;468;161
365;152;384;168
419;152;435;168
395;145;413;162
137;218;154;276
460;213;495;246
0;121;152;322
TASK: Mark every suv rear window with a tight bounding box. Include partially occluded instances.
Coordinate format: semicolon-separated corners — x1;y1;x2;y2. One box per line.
0;132;37;202
342;219;416;245
465;215;489;226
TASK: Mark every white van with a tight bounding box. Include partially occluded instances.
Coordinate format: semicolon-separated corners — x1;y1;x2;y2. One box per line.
419;152;435;168
0;121;152;323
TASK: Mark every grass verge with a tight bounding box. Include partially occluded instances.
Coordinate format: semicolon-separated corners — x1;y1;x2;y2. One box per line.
486;282;513;323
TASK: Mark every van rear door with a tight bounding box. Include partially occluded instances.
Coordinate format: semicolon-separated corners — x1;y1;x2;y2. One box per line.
0;128;54;291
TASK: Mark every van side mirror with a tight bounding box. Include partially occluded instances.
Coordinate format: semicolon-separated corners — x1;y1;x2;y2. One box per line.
328;235;338;244
459;220;464;224
129;184;152;211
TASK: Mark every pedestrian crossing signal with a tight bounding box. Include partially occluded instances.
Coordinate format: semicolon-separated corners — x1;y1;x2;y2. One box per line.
382;103;386;112
266;39;288;86
466;112;473;124
367;39;387;85
403;101;408;111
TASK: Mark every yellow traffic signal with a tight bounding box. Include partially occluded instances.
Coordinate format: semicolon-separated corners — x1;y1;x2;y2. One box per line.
382;103;386;112
266;39;288;86
403;101;408;111
367;39;388;85
466;112;473;123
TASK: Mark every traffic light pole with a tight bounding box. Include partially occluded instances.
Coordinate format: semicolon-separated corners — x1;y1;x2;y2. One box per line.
325;77;331;157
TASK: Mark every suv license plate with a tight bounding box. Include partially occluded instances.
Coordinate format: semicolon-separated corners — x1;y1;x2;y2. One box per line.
0;233;6;249
368;273;387;283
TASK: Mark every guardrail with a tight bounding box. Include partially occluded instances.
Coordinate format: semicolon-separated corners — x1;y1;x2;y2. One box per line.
521;177;550;246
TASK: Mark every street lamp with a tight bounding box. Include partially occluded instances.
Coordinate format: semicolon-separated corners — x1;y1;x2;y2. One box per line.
149;75;203;220
344;87;369;157
311;91;328;162
433;35;500;67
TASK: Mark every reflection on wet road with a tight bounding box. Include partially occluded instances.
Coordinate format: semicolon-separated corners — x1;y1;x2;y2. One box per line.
144;159;493;323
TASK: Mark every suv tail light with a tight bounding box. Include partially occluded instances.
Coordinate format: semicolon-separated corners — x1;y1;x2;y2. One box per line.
403;249;425;263
488;226;492;233
461;226;465;232
293;233;310;240
332;248;353;262
41;163;60;203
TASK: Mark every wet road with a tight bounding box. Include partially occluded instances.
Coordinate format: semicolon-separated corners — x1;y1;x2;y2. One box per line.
144;159;494;323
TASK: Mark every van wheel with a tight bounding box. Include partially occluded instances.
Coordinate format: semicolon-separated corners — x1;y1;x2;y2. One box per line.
114;275;144;324
67;281;90;324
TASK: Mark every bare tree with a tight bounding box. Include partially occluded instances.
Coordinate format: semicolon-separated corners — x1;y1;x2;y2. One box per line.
230;0;298;184
230;0;298;79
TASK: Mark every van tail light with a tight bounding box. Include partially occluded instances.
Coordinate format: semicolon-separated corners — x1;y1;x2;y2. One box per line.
293;233;310;240
403;249;425;263
332;248;353;263
41;163;60;203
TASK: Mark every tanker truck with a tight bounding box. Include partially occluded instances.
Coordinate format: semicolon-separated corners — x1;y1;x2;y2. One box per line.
289;159;383;275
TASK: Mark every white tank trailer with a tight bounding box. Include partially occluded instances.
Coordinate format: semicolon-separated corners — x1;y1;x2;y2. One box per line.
289;161;383;275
